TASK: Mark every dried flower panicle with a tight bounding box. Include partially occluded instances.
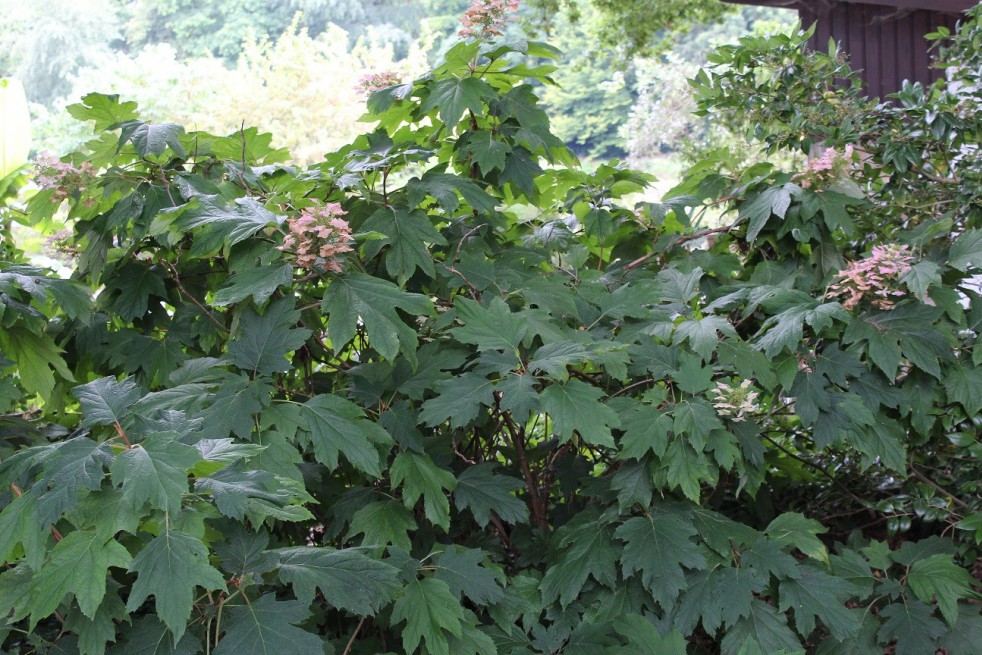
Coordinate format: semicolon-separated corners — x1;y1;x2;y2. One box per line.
459;0;520;40
794;144;855;190
827;244;914;311
33;152;97;203
357;71;403;95
42;228;78;257
711;379;760;422
280;203;354;273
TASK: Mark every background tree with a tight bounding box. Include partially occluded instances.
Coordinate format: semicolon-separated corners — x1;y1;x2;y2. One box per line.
525;0;732;57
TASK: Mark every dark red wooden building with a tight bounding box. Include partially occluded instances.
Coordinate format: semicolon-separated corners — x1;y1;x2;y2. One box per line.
722;0;978;98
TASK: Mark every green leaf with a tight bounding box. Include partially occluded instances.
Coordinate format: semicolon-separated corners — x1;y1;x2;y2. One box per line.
610;461;654;510
433;545;504;605
765;513;829;563
420;76;495;126
118;121;186;158
197;375;271;440
944;364;982;415
541;512;619;607
900;260;941;299
153;195;282;258
321;273;432;364
496;371;540;423
613;615;687;655
527;341;590;380
452;296;528;352
228;299;310;375
843;305;950;380
34;437;112;527
390;452;457;531
0;325;75;399
949;229;982;271
126;527;226;641
906;553;976;626
195;466;311;523
741;184;794;243
391;577;465;655
453;463;528;526
212;264;294;307
462;130;509;175
72;376;141;429
615;514;707;608
673;399;725;448
0;562;34;624
500;146;542;198
27;530;131;623
721;600;804;655
406;171;498;214
675;316;735;360
362;207;447;280
755;303;847;358
111;436;202;513
876;600;945;655
0;493;46;568
620;405;672;460
213;594;324;655
348;501;417;552
940;612;982;655
674;353;714;394
109;615;203;655
67;93;139;131
274;546;400;613
191;438;266;477
540;379;620;447
691;506;762;555
301;394;392;477
66;584;127;655
663;439;711;501
778;565;859;641
419;372;495;429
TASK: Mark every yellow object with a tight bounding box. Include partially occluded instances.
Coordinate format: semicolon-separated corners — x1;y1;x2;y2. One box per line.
0;78;32;178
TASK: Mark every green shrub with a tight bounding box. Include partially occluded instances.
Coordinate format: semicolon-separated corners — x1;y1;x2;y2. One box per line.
1;5;981;654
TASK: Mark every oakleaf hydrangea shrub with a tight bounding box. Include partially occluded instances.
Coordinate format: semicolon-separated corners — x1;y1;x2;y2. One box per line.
1;4;981;655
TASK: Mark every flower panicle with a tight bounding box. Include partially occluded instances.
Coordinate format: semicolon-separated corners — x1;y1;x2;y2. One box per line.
280;203;354;273
794;144;855;190
710;379;760;422
827;244;915;310
459;0;520;40
33;151;97;203
357;71;403;95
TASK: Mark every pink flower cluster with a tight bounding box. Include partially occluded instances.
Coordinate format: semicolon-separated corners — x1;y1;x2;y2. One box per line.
33;151;97;203
280;203;354;273
459;0;519;39
794;144;855;189
827;244;914;310
356;71;403;95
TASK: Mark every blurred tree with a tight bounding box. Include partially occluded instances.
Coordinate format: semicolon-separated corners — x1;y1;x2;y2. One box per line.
0;0;119;104
113;0;297;59
625;5;798;164
34;21;427;162
538;8;634;160
525;0;732;58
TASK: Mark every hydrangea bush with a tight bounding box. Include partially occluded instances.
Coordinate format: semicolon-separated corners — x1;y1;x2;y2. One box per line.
1;4;981;654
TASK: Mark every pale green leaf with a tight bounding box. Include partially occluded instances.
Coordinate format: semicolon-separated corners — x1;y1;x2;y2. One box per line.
274;546;401;613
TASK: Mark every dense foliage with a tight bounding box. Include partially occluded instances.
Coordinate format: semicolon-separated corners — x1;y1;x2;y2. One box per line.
2;4;982;654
